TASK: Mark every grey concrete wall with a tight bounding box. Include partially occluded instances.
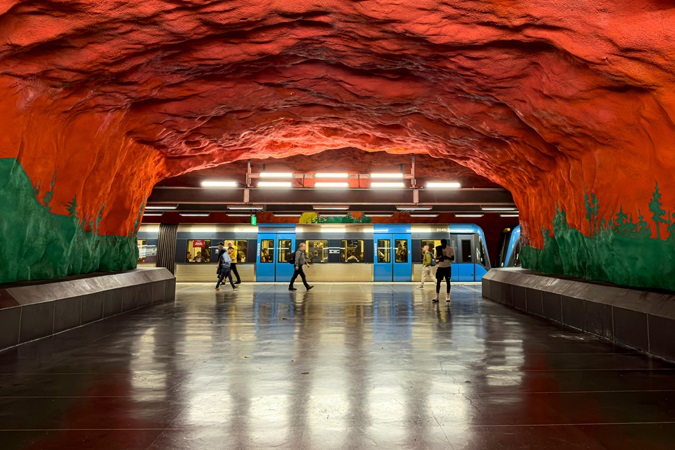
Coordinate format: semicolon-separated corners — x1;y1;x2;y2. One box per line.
0;268;175;352
482;268;675;362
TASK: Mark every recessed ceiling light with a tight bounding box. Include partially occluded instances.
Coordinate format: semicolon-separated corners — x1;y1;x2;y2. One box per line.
314;182;349;188
227;213;253;217
396;206;432;211
426;182;461;189
410;214;439;218
260;172;293;178
274;213;303;217
371;182;405;189
500;214;520;218
319;213;348;217
145;205;177;210
142;213;163;217
455;214;484;218
482;207;517;211
370;173;404;179
366;213;394;217
313;206;349;210
227;205;264;210
315;173;349;178
179;213;210;217
258;181;293;188
201;180;237;188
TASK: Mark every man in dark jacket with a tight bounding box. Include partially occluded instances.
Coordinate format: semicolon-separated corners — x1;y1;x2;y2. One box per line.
289;242;314;291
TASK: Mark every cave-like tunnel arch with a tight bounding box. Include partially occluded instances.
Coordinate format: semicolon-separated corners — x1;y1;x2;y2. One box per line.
1;1;674;289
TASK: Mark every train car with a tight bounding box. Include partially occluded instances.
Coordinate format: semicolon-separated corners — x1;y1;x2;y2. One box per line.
137;223;491;282
496;225;522;268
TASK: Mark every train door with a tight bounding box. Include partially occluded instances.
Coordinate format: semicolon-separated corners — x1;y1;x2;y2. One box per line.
455;234;476;281
257;233;276;281
275;233;296;282
374;233;393;282
393;233;412;282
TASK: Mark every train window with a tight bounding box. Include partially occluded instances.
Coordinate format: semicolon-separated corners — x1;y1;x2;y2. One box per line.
137;240;157;264
460;239;472;263
377;239;391;263
475;237;487;267
395;240;409;263
421;239;441;259
260;239;274;263
341;240;364;263
278;239;292;263
306;240;328;263
186;240;211;263
224;240;248;263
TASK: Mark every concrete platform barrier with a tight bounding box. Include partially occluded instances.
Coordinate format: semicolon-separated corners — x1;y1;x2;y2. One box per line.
0;268;175;352
483;268;675;362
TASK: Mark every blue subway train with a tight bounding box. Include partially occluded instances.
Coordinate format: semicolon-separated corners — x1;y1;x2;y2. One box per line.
137;223;491;283
496;225;521;268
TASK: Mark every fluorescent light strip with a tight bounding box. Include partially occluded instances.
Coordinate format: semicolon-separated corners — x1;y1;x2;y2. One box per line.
427;182;461;189
227;213;253;217
227;205;264;210
260;172;293;178
315;182;349;188
320;214;347;217
258;181;292;188
456;214;484;218
274;213;302;217
315;173;348;178
396;206;432;211
201;180;237;188
313;206;349;210
146;205;177;210
482;207;517;211
142;213;163;217
500;214;520;218
179;213;210;217
371;182;405;189
366;213;394;217
370;173;404;179
410;214;439;218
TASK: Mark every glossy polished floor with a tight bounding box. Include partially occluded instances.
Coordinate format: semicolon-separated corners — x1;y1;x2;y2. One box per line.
1;283;674;449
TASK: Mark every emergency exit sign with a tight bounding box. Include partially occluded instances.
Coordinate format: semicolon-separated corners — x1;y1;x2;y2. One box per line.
250;214;257;226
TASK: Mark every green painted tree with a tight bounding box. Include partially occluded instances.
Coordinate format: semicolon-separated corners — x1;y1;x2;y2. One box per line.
636;210;651;238
584;189;600;236
95;204;105;235
648;181;668;239
42;170;57;211
66;195;78;217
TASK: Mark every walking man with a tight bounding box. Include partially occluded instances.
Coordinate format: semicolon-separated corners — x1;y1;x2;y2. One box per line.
288;242;314;291
418;245;437;288
227;242;242;284
215;242;238;291
433;239;455;304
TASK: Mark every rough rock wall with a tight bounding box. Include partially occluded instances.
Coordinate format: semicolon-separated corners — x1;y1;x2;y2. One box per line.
1;1;675;287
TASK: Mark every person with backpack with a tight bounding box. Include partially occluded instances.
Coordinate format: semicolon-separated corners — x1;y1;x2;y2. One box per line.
215;242;238;291
288;242;314;291
434;239;455;304
418;245;437;289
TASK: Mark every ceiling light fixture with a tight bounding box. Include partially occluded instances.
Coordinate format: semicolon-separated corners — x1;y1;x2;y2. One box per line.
370;173;404;179
410;214;439;218
366;213;394;217
201;180;237;188
455;214;484;218
396;206;432;211
145;205;177;210
273;213;303;217
315;172;349;178
227;213;254;217
142;213;163;217
481;207;517;211
313;206;349;210
371;182;405;189
179;213;210;217
314;182;349;188
426;181;461;189
258;181;293;188
500;214;520;218
260;172;293;178
227;205;264;210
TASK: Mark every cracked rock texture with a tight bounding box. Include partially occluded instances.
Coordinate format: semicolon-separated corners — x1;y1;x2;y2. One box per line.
1;1;675;280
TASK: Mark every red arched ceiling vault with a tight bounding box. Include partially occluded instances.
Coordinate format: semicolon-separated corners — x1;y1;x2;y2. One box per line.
1;0;675;249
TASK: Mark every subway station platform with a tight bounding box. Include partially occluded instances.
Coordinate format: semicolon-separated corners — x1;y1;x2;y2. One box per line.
1;283;674;449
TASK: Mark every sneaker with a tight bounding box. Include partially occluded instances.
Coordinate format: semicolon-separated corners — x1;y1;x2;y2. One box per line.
215;287;221;291
289;287;297;291
235;281;241;284
233;285;239;290
307;285;314;291
432;298;439;303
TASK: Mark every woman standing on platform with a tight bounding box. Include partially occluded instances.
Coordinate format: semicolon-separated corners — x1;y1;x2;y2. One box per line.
433;239;454;304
